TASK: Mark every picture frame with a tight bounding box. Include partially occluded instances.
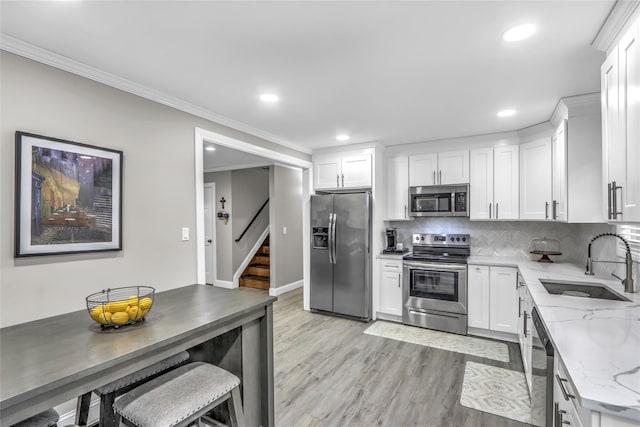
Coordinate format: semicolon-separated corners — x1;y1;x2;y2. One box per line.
15;131;123;257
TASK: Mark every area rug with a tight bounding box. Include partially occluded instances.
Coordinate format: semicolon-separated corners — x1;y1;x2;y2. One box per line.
363;321;509;362
460;361;545;426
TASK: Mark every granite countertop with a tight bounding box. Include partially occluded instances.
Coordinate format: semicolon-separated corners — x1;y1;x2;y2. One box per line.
468;256;640;421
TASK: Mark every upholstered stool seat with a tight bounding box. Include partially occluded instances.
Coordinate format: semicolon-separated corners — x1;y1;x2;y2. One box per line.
11;408;59;427
113;362;245;427
76;350;190;426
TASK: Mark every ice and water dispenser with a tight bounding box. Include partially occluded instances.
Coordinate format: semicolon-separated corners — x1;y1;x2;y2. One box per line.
312;227;329;249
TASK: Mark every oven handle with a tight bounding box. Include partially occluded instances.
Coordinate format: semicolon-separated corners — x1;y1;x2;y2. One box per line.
403;261;467;272
409;309;461;319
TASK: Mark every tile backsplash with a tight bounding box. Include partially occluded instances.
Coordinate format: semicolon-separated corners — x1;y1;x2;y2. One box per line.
387;218;623;270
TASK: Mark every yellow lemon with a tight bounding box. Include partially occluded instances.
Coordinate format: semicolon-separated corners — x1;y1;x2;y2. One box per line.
139;297;153;310
111;311;129;325
127;295;140;306
90;305;107;321
107;300;129;313
140;308;149;318
127;306;143;321
97;312;112;325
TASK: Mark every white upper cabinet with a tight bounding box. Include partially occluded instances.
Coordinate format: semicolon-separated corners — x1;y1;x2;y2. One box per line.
409;150;469;186
602;15;640;223
470;145;519;220
386;156;410;220
520;138;552;220
313;153;372;190
552;120;568;221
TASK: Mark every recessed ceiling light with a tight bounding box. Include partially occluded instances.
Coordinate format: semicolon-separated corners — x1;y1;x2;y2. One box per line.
336;135;350;141
497;109;517;117
503;24;536;42
259;93;279;103
205;146;216;151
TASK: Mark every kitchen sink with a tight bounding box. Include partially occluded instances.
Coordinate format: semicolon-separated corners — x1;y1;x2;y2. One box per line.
539;279;630;301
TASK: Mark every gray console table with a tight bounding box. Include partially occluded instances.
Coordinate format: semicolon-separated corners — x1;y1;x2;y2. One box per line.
0;284;276;427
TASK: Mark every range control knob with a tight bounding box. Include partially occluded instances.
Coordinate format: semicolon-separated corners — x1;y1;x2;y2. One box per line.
456;237;461;242
462;237;467;242
421;236;425;241
450;237;454;242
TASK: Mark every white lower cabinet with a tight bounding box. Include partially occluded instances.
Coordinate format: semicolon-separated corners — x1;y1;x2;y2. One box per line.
468;265;518;335
517;274;533;392
378;259;403;318
554;358;586;427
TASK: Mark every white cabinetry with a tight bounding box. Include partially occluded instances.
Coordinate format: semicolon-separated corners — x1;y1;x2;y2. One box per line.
409;150;469;186
554;358;587;427
520;138;553;220
467;265;518;336
517;274;533;392
470;145;519;220
378;259;403;318
489;267;518;334
314;153;372;190
385;156;410;220
552;120;568;221
602;16;640;222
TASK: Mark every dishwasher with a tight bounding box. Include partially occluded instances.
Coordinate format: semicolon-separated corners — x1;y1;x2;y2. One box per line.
531;307;554;427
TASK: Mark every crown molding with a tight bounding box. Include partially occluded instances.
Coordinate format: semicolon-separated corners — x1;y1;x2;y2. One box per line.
550;92;600;126
592;0;640;52
0;34;312;155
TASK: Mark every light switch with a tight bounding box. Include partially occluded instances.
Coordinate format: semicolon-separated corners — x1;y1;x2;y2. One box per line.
282;226;287;235
182;227;189;241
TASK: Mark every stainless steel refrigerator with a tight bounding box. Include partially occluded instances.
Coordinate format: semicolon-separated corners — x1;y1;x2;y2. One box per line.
310;192;371;321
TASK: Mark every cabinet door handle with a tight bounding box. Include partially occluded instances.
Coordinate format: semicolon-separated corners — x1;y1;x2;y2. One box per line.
612;181;622;219
523;311;529;337
489;203;492;219
404;205;407;219
552;200;557;220
496;203;499;219
555;375;576;400
439;170;442;184
545;201;549;219
337;174;340;187
607;182;613;220
397;273;401;288
341;174;344;187
433;171;436;185
518;297;523;317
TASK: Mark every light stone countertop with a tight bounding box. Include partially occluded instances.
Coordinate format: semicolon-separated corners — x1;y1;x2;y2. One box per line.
467;256;640;422
377;253;406;260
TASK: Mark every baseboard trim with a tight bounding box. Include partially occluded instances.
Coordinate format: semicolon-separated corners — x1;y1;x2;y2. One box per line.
269;280;303;296
468;327;518;343
214;280;235;289
375;312;403;323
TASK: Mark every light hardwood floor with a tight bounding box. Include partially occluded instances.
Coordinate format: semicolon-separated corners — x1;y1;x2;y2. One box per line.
270;288;532;427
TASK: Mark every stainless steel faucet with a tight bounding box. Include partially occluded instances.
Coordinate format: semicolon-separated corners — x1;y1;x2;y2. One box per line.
585;233;635;293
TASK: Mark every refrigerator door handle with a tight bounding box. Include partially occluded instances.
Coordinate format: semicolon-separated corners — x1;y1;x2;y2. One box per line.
331;213;338;264
327;213;333;264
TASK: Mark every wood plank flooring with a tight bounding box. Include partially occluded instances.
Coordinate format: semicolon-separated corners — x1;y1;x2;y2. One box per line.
269;288;532;427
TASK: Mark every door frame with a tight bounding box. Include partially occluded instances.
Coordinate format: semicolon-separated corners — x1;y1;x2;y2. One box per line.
194;127;312;286
204;182;216;285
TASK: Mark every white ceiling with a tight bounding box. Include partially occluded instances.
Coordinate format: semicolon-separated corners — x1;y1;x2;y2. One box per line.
1;1;613;157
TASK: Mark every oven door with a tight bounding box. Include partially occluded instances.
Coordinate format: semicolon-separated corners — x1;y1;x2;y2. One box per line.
402;261;467;315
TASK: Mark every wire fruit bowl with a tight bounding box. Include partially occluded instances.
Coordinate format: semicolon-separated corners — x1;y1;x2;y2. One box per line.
86;286;155;329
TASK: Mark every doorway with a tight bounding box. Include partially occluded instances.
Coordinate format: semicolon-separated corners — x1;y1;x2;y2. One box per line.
204;182;216;285
194;127;312;295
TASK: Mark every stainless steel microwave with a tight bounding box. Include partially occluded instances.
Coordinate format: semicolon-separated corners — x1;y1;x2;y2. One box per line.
409;184;469;217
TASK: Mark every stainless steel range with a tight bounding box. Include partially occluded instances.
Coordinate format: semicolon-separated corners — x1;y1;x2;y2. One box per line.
402;233;470;335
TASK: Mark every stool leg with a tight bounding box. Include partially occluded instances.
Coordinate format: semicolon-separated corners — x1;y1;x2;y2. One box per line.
227;387;245;427
76;392;92;426
100;392;117;427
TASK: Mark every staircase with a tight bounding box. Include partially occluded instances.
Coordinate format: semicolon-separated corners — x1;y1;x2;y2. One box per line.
239;236;270;290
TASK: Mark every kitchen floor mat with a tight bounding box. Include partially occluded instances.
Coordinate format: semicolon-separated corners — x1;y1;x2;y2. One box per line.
363;321;509;362
460;361;545;426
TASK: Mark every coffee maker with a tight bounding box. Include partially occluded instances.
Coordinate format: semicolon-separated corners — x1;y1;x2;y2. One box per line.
385;227;398;252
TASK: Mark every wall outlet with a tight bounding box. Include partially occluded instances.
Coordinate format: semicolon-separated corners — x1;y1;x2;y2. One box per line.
283;226;287;235
182;227;189;241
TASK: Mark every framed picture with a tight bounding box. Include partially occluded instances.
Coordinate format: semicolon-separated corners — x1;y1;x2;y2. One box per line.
15;131;123;257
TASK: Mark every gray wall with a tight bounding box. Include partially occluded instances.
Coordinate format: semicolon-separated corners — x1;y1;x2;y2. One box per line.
204;171;233;282
0;52;309;327
270;166;303;288
231;168;270;273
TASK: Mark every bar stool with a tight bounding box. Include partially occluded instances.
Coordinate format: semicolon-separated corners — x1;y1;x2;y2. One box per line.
10;408;59;427
113;362;245;427
75;350;190;426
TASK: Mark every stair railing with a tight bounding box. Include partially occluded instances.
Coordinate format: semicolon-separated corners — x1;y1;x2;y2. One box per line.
235;198;269;242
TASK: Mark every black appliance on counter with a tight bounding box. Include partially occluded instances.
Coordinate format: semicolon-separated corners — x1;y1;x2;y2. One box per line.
402;233;470;335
